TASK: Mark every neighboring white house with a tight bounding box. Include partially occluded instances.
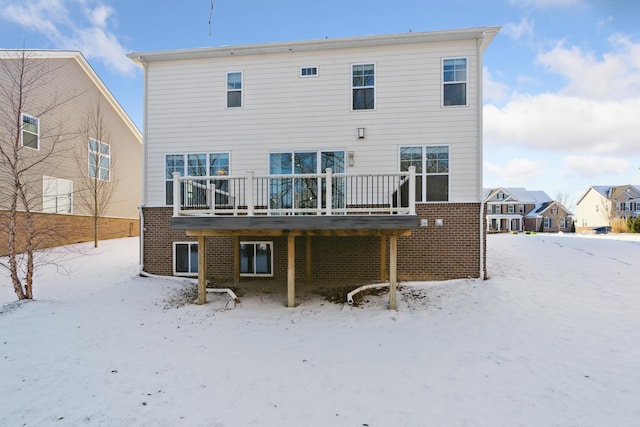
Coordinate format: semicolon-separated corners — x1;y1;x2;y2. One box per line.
576;185;640;231
129;27;500;307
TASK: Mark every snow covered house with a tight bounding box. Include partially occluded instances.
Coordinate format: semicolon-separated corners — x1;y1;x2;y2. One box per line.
129;27;500;307
0;50;142;254
484;188;574;233
575;185;640;232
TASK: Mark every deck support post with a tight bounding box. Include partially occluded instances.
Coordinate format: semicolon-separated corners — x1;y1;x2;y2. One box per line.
389;234;397;310
234;236;240;285
287;234;296;308
197;235;207;305
305;236;312;286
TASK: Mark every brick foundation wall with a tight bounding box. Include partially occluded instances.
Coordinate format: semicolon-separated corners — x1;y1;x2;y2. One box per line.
142;203;486;282
0;211;139;256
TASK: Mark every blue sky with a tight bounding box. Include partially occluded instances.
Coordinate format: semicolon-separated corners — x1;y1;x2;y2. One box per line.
1;0;639;206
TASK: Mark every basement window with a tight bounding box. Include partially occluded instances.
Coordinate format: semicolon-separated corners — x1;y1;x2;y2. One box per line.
240;242;273;276
174;242;198;276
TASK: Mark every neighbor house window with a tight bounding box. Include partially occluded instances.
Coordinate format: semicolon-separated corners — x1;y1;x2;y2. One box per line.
544;217;552;228
519;204;525;213
507;205;515;214
561;217;568;228
22;113;39;149
174;242;198;275
400;145;449;202
42;176;72;214
300;66;318;77
497;192;505;200
227;71;242;108
88;138;110;181
443;58;467;106
352;63;375;110
165;152;230;205
240;242;273;276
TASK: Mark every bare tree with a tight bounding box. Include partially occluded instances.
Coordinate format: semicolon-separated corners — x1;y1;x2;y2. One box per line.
76;97;117;248
0;50;76;299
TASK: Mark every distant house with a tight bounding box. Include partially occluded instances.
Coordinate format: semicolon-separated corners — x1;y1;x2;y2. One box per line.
575;185;640;232
0;50;142;254
484;187;574;233
129;27;500;307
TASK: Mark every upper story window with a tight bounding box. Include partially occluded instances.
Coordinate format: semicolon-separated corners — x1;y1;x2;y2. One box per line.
443;58;467;106
227;72;242;108
400;145;449;202
497;192;505;200
88;138;110;181
300;66;318;77
507;205;515;214
42;176;72;214
22;113;39;149
519;204;525;213
352;63;375;110
165;152;230;205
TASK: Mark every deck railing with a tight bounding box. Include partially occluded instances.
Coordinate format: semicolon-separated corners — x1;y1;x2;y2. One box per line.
172;166;416;217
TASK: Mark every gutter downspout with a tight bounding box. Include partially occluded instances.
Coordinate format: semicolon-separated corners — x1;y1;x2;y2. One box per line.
477;36;485;280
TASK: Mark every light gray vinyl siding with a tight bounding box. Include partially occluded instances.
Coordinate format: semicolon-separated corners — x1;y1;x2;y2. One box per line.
143;39;482;206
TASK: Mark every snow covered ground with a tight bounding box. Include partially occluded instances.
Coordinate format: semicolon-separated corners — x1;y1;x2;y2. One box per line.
1;233;639;426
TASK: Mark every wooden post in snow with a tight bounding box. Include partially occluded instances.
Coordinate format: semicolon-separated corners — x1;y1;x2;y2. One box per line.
197;235;207;305
389;234;397;310
287;234;296;308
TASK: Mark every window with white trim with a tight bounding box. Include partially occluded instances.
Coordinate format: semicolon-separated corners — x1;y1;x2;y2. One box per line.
400;145;449;202
300;66;318;77
352;63;375;110
240;242;273;276
42;176;72;214
269;150;345;211
544;217;552;228
165;152;230;205
518;204;525;213
89;138;110;181
227;71;242;108
443;58;467;106
22;113;39;149
507;205;515;214
174;242;198;275
560;217;568;228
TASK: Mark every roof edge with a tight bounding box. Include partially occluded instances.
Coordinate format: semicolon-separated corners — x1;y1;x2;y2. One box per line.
128;26;501;65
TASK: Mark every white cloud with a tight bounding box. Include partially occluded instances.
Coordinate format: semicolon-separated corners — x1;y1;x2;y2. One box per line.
0;0;135;76
485;36;640;157
563;155;630;179
483;67;510;104
485;158;545;184
537;36;640;100
508;0;582;7
503;17;535;41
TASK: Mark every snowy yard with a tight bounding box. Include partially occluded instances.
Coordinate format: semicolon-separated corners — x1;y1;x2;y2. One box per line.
1;233;639;426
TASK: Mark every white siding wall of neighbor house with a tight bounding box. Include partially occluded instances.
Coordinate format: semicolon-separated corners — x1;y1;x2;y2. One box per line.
141;36;484;207
577;189;609;229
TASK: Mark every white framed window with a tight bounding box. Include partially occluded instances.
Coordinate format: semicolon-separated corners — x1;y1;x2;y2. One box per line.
42;176;72;214
507;205;515;214
443;57;468;106
352;63;375;110
497;192;505;200
400;145;449;202
165;152;230;205
300;66;318;77
227;71;242;108
560;217;568;228
544;217;552;228
22;113;39;149
519;204;525;213
269;150;345;211
240;241;273;276
551;207;558;214
174;242;198;276
88;138;110;181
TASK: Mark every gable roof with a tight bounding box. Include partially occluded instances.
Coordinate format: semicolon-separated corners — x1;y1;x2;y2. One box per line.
0;49;141;143
128;26;501;65
483;187;546;204
576;185;640;205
